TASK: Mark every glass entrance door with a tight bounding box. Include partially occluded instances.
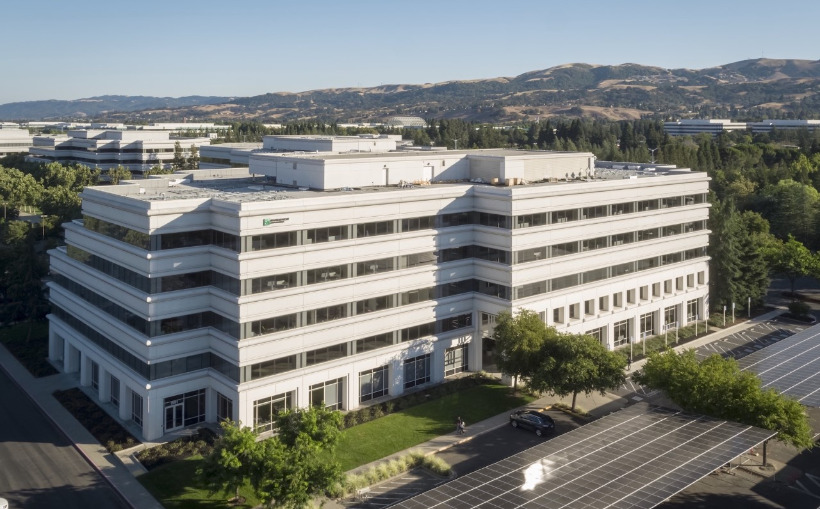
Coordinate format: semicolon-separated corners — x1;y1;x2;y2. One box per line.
164;401;184;431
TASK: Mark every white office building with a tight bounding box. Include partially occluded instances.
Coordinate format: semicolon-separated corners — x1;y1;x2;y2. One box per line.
47;145;710;440
0;126;33;157
27;129;211;173
663;119;748;136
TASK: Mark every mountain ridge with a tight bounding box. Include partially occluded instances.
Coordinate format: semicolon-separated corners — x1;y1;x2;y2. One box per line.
2;58;819;123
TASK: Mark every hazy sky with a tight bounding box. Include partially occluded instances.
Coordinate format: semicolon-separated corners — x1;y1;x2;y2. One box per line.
3;0;818;105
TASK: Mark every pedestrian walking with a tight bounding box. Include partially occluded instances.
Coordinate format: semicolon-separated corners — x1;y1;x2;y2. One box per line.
455;416;465;435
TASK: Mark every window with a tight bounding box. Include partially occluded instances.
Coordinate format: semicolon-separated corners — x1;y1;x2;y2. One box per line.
305;343;347;366
569;303;580;320
444;345;469;377
652;282;661;297
305;304;348;326
676;277;684;291
664;280;673;294
515;247;546;264
360;366;388;402
553;307;564;324
514;213;547;229
357;220;394;237
163;389;206;428
637;228;659;241
612;292;622;308
217;392;233;422
611;232;634;246
514;281;547;299
637;199;658;211
639;312;654;337
697;271;705;285
687;299;699;322
90;360;99;393
356;257;394;276
310;377;344;411
131;392;143;426
626;289;636;304
611;202;634;215
404;354;431;389
582;205;607;220
662;225;681;237
254;391;295;433
477;212;509;228
664;306;678;328
599;295;609;312
244;355;298;382
584;299;595;315
551;209;578;223
581;236;608;251
661;196;682;208
356;295;392;314
403;252;437;268
687;274;695;288
551;274;578;291
639;286;648;300
306;265;348;284
613;320;630;346
551;241;579;257
401;287;435;305
110;376;120;408
401;216;435;232
252;272;297;293
356;332;394;353
305;225;348;244
586;327;604;344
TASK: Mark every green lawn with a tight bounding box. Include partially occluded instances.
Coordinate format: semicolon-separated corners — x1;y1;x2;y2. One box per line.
0;321;57;377
139;382;533;508
138;456;260;509
334;383;535;470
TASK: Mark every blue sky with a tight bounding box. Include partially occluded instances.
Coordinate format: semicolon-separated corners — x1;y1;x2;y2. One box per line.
3;0;818;104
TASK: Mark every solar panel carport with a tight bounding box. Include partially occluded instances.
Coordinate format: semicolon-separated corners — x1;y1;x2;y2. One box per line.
391;403;775;509
736;322;820;407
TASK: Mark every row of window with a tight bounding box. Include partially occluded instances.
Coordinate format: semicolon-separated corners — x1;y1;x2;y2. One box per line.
82;193;706;255
610;299;701;346
513;248;707;300
240;313;472;383
513;194;708;229
253;346;469;432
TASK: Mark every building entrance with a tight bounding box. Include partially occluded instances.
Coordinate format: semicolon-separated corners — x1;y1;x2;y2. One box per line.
164;398;184;431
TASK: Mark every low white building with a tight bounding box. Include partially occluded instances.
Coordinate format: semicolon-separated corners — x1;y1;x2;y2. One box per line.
0;126;33;157
47;145;710;440
27;129;211;173
663;119;748;136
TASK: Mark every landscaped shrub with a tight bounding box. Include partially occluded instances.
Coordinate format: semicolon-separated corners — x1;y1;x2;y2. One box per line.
788;301;811;317
370;405;384;419
336;450;453;499
135;427;216;471
343;411;359;429
0;322;58;377
53;388;140;453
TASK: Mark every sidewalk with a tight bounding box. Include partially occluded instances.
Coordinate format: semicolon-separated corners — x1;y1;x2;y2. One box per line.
0;343;163;509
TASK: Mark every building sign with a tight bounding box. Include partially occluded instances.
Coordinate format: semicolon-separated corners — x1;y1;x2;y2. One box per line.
262;218;289;226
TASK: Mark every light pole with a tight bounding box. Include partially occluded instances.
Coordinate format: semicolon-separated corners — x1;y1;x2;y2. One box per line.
748;297;751;318
732;302;735;323
723;305;726;327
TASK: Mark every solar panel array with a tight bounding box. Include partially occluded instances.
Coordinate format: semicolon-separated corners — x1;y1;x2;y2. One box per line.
736;323;820;407
391;403;774;509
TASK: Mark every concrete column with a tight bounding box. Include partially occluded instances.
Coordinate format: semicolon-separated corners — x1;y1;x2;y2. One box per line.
118;384;130;421
469;333;482;372
390;358;405;397
48;329;64;364
143;387;163;441
347;373;360;411
79;353;91;387
431;344;445;384
98;366;110;402
64;341;78;373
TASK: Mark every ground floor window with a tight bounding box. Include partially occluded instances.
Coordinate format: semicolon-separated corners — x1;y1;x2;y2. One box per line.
444;345;468;377
404;354;431;389
131;392;143;426
310;377;344;410
664;306;678;328
613;320;630;347
163;389;206;431
216;392;233;422
687;299;699;322
110;376;120;408
90;360;99;392
359;366;388;402
585;327;604;345
254;391;295;433
639;312;654;337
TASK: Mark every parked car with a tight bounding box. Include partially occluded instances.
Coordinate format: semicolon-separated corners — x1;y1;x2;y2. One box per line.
509;410;555;436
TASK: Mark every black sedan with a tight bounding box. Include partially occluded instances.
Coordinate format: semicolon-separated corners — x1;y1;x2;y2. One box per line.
509;410;555;436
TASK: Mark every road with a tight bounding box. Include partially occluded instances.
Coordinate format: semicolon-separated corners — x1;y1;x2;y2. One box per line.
0;367;127;509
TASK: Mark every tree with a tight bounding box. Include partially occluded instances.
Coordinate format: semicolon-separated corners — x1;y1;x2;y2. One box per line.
528;332;626;411
759;179;820;249
492;310;549;390
199;420;259;503
634;350;813;448
106;165;132;184
766;235;818;295
186;144;200;170
171;141;186;171
252;406;343;508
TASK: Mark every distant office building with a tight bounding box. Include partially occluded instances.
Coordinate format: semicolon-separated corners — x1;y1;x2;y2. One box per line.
0;126;33;157
47;140;709;440
747;119;820;133
27;129;211;172
663;119;747;136
385;116;427;129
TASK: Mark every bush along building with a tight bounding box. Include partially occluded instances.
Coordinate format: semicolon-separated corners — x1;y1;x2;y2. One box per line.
47;137;709;440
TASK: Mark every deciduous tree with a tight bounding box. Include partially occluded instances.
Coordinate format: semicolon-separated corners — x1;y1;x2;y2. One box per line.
492;310;549;390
